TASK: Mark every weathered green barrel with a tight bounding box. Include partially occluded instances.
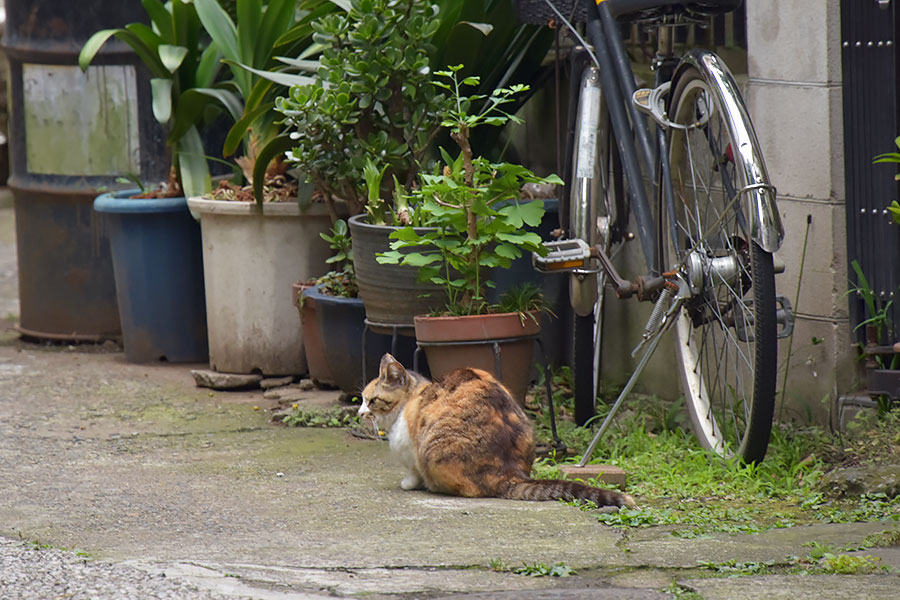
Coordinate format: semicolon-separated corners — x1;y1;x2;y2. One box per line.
2;0;167;340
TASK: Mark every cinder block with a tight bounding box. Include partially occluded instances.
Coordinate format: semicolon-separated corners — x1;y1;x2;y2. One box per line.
774;199;848;320
745;83;843;201
747;0;841;84
776;316;858;425
560;464;627;490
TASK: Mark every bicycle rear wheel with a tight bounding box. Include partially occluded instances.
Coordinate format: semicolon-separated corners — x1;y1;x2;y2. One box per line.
665;58;777;463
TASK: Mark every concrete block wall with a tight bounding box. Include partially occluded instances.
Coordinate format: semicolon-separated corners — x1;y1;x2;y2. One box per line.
746;0;857;423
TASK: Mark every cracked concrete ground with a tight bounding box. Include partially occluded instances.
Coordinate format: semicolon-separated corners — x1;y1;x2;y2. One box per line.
1;203;899;599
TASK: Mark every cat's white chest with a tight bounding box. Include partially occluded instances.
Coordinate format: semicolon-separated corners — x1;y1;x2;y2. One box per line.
388;409;415;465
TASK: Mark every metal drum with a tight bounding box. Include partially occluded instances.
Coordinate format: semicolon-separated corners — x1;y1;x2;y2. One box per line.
2;0;167;340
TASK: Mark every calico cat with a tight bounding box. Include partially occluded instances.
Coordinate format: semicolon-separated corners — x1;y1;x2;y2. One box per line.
358;353;635;508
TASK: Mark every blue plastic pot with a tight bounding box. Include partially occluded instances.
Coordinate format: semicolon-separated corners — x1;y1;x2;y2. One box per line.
94;190;208;363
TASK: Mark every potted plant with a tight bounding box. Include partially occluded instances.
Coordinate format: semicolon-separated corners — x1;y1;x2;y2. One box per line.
276;0;458;330
300;219;417;394
379;66;561;403
179;0;340;376
79;0;221;362
188;0;339;204
300;219;362;392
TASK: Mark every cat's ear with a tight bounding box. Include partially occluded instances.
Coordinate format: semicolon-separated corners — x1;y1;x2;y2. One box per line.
379;353;407;386
379;353;398;374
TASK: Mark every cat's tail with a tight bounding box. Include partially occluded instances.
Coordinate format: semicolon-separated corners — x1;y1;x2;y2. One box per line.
498;478;636;508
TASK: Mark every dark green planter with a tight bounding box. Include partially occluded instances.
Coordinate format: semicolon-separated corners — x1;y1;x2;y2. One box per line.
348;214;447;329
304;284;419;393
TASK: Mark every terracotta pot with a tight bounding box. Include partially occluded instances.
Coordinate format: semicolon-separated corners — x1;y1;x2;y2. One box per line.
292;282;335;387
414;312;540;404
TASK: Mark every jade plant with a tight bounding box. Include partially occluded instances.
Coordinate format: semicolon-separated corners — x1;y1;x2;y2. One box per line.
378;66;562;316
314;219;358;299
275;0;452;222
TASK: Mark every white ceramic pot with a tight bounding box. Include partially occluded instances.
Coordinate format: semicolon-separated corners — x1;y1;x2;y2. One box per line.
187;197;333;375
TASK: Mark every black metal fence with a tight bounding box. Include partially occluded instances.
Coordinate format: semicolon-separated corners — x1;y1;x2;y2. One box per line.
842;0;900;345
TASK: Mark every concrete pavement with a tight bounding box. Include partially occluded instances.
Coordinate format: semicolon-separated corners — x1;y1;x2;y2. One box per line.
1;203;899;599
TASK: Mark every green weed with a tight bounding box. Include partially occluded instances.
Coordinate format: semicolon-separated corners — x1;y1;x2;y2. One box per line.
281;407;358;428
527;377;900;537
790;543;890;574
512;562;575;577
820;553;887;574
697;558;776;576
488;558;507;572
663;582;704;599
862;528;900;548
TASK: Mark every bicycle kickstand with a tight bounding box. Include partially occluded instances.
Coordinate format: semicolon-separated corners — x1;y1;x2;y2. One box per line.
574;294;684;468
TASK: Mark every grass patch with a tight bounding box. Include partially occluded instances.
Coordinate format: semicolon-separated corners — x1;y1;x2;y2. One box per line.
281;406;359;428
527;368;900;537
513;562;575;577
489;558;575;577
862;528;900;548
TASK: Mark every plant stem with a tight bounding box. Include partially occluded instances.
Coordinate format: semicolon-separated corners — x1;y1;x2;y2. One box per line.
451;122;478;310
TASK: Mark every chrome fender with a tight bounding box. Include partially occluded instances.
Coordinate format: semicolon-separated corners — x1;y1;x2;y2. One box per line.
672;50;784;253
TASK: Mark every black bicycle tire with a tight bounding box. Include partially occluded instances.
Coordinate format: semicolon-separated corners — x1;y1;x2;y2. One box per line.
572;311;596;425
744;242;777;462
666;64;777;463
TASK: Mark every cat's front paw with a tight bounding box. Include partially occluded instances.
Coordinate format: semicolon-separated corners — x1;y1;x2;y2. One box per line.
400;474;422;490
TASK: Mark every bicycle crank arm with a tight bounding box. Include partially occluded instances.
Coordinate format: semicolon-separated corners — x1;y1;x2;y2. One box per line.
590;244;637;299
534;238;669;302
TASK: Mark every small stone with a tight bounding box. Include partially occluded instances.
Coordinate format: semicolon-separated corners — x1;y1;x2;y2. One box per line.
260;376;295;390
101;340;121;353
819;464;900;499
298;378;316;391
190;369;262;390
263;387;307;402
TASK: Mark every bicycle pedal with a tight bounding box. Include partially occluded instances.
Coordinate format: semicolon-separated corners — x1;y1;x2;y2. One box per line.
776;295;795;339
533;239;592;273
730;296;794;342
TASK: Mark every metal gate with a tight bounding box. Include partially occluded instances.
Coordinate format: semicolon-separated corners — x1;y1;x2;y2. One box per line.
842;0;900;346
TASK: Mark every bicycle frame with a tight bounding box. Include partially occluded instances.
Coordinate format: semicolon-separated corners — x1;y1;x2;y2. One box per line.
565;0;784;294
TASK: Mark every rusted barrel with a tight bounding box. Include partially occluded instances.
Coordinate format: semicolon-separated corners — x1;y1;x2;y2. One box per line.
2;0;167;340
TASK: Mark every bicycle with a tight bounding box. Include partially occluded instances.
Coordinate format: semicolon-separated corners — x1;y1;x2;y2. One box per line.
522;0;794;463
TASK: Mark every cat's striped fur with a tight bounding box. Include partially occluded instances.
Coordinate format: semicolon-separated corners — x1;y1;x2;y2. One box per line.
359;354;635;509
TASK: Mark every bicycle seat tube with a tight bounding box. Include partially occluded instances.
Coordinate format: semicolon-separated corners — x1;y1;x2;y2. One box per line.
582;0;659;274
